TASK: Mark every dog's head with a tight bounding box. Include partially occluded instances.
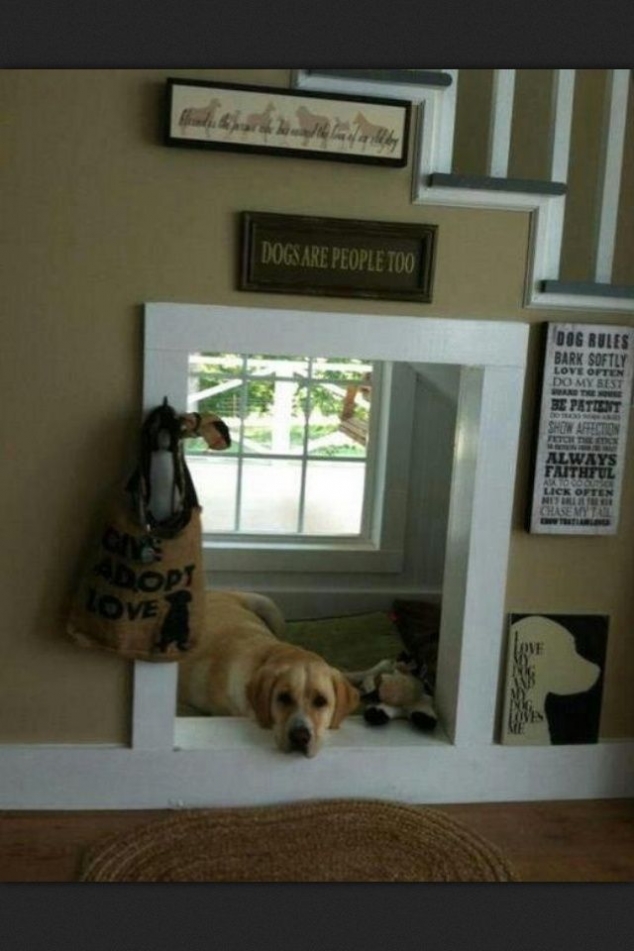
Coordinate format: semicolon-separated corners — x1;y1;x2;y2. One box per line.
246;661;360;758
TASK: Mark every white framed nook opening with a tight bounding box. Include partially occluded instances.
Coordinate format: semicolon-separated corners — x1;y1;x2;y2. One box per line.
123;305;631;807
133;303;537;798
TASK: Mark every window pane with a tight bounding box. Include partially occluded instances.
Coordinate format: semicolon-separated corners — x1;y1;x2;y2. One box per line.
187;353;242;455
303;460;366;535
188;456;238;532
186;351;378;540
307;382;369;458
192;381;243;420
243;380;306;456
240;458;301;533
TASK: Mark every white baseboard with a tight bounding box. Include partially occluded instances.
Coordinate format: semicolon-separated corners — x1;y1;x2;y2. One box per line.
1;725;632;809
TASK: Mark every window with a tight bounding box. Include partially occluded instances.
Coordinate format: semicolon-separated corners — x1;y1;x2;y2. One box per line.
185;352;379;540
142;304;416;575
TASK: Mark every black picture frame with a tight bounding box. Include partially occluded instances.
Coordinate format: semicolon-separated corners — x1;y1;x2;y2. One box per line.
164;78;411;168
239;211;437;302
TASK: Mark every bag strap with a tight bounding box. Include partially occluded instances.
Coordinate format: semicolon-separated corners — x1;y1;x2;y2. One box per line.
126;398;200;539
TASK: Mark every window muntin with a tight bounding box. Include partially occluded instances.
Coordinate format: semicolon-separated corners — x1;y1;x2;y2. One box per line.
185;352;378;539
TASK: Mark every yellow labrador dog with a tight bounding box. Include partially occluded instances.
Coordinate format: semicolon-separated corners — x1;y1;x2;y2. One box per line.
177;591;359;757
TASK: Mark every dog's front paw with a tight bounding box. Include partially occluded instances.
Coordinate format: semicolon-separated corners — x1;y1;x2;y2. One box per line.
363;706;390;726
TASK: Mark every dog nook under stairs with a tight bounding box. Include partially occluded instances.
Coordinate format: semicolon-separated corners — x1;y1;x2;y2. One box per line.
3;304;634;808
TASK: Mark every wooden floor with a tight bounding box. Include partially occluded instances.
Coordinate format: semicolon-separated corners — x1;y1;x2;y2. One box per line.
1;799;633;882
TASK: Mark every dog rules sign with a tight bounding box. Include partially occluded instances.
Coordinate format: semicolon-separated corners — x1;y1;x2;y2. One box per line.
529;322;634;534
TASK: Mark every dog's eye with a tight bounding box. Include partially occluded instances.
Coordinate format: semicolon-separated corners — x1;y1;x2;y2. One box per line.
277;691;293;706
313;694;328;708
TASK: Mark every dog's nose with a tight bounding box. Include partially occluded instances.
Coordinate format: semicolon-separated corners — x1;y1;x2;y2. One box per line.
288;725;311;752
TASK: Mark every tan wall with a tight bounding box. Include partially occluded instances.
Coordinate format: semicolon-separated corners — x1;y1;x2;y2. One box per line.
2;69;633;744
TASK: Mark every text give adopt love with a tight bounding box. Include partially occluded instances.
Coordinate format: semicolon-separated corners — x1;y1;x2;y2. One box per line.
85;523;197;623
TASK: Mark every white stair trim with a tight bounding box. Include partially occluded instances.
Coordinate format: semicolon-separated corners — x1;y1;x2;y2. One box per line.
594;69;630;283
293;68;633;313
487;69;516;178
543;68;576;279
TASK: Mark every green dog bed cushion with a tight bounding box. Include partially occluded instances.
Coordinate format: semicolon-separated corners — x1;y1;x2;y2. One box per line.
284;611;401;671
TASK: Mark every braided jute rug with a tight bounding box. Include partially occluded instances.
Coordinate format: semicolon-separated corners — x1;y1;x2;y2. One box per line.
79;799;517;882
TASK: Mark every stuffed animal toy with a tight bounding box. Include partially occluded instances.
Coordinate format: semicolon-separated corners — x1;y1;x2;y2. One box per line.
128;404;232;533
391;599;440;694
345;654;438;732
179;411;231;452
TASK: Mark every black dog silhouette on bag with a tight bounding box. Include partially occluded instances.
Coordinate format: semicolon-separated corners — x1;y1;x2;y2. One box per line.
157;589;193;652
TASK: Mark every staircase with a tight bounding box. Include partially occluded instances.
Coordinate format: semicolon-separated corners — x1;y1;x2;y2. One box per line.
292;69;634;313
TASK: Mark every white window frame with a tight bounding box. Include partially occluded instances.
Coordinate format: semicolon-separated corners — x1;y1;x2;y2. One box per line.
144;305;415;576
186;352;381;540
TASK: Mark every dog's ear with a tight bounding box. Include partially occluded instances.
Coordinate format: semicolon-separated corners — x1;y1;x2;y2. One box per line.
246;665;279;728
330;673;360;729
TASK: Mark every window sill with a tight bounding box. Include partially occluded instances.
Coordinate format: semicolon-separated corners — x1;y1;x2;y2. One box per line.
202;541;404;574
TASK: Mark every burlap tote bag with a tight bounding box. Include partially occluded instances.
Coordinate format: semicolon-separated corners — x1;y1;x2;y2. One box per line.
67;400;230;662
